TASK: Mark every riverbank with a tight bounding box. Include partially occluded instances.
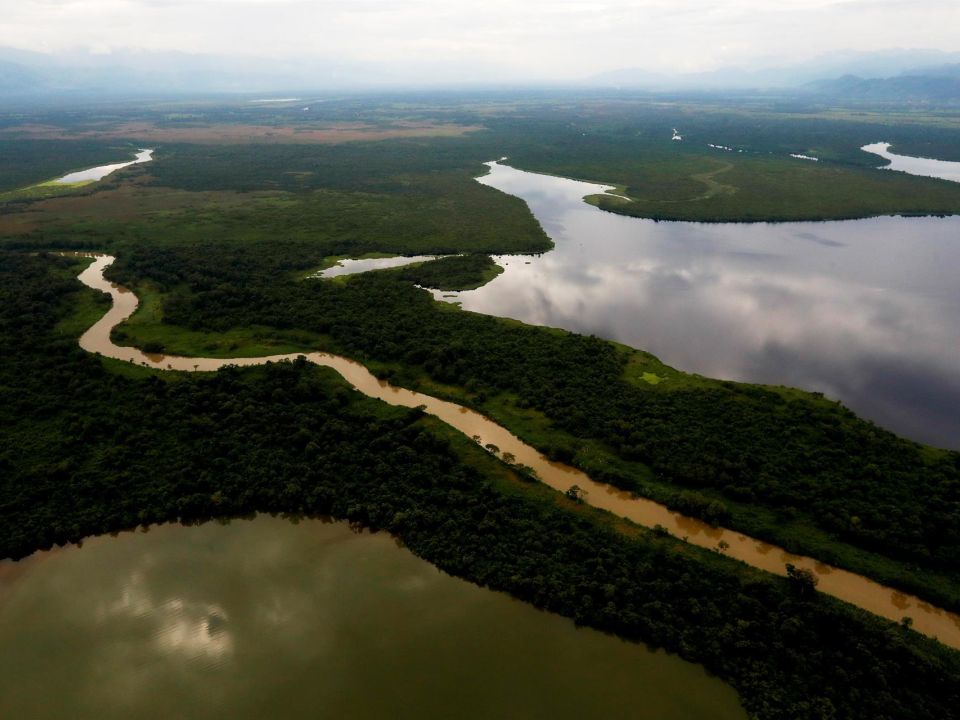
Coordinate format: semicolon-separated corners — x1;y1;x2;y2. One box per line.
3;249;960;720
60;253;960;649
111;233;960;617
507;147;960;223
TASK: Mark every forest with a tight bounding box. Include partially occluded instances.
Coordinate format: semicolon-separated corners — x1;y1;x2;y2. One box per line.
4;94;960;718
2;250;960;720
3;104;959;607
104;241;960;609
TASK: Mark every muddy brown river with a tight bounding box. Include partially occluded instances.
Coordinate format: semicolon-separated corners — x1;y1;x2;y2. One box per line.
72;254;960;649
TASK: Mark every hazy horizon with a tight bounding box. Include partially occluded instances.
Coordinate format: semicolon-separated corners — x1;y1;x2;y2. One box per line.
3;0;959;87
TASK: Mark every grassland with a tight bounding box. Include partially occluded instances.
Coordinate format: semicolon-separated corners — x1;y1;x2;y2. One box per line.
2;120;483;144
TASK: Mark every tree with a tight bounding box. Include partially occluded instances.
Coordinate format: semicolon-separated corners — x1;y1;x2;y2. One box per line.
785;563;819;597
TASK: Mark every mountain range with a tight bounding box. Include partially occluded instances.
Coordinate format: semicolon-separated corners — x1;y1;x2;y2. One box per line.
2;46;960;99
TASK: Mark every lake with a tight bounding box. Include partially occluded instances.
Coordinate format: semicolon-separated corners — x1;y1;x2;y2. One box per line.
0;516;746;720
435;159;960;450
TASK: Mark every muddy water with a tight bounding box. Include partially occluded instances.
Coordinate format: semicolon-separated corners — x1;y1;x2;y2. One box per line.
76;255;960;648
0;517;747;719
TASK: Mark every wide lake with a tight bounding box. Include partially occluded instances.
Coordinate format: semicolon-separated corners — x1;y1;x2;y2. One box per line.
438;160;960;450
0;516;746;720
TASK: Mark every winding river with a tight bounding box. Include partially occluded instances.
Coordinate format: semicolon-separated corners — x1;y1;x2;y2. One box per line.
71;254;960;649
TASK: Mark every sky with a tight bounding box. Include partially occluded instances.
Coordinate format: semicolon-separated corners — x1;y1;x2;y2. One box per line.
2;0;959;81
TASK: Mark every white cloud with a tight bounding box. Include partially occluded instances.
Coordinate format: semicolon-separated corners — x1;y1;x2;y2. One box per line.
1;0;958;80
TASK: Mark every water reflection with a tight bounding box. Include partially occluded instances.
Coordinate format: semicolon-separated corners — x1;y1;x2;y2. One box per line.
53;148;154;185
73;254;960;646
442;161;960;449
315;254;446;279
862;142;960;183
0;517;747;720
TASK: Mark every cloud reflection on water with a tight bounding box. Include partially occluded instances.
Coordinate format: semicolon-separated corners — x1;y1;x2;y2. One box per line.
448;162;960;449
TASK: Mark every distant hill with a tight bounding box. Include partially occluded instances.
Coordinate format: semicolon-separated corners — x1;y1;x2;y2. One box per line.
0;46;526;97
0;60;41;92
3;45;960;98
808;70;960;103
588;49;960;91
902;63;960;79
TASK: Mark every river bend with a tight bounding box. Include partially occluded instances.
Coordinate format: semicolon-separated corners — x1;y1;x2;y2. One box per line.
74;254;960;649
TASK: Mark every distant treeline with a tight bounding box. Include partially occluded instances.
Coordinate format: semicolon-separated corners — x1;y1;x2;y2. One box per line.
0;139;137;193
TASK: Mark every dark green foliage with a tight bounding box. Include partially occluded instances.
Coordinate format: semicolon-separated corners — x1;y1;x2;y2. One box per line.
4;120;957;604
487;107;960;221
0;139;137;193
394;254;503;290
133;245;960;594
3;251;960;720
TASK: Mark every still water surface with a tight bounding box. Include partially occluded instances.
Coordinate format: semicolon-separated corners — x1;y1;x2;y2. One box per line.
317;254;442;278
0;517;747;720
53;148;154;184
438;160;960;449
862;142;960;183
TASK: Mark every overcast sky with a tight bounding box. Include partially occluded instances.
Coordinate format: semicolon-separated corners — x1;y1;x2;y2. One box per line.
3;0;959;80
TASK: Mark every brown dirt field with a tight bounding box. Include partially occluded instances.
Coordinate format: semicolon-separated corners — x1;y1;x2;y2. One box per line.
1;121;483;144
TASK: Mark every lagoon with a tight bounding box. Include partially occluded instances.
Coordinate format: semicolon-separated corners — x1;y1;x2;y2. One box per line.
0;516;746;720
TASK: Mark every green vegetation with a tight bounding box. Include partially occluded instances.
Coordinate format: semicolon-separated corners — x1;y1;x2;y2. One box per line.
0;139;139;193
4;115;958;609
5;95;960;717
3;251;960;720
131;260;960;609
491;110;960;221
0;179;97;204
580;153;960;222
394;254;503;290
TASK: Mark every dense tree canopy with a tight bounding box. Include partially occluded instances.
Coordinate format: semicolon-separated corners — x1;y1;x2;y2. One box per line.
3;251;960;720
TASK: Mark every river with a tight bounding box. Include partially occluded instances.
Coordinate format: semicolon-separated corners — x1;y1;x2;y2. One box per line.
63;254;960;648
6;145;960;711
53;148;154;185
862;141;960;183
